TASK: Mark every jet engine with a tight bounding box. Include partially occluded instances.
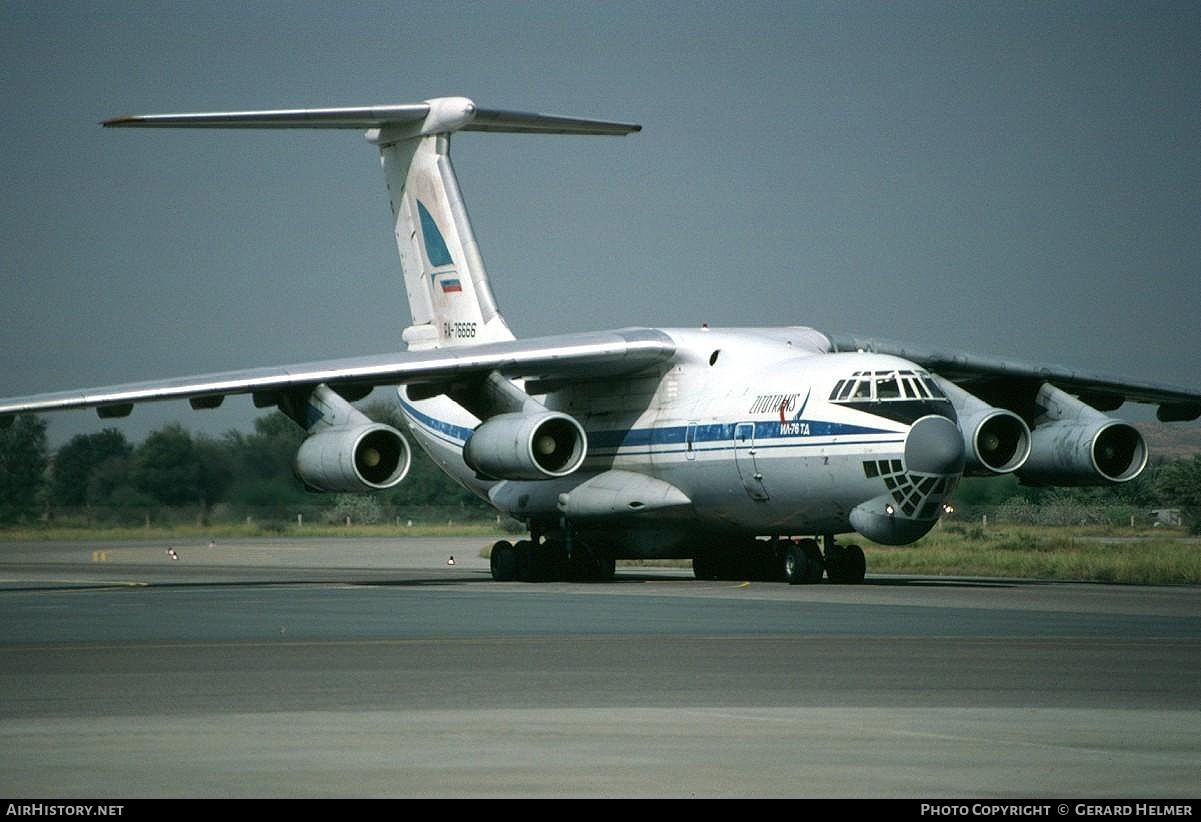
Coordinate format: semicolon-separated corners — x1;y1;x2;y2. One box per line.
958;407;1031;475
294;423;411;492
934;377;1031;476
463;411;587;480
1017;384;1147;485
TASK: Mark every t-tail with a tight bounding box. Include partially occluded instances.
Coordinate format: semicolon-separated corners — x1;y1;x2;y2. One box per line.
105;96;640;349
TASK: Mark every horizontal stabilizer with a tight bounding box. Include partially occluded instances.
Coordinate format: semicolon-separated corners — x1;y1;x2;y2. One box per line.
103;104;433;129
103;97;640;136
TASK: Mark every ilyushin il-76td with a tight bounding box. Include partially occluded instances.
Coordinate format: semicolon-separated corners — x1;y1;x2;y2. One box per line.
3;97;1199;583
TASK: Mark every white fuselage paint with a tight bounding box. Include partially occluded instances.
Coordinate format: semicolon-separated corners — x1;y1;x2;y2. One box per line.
398;326;960;557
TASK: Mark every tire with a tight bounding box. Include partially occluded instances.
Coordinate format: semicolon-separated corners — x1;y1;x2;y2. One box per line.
693;554;714;580
594;554;616;582
784;539;821;585
490;540;517;581
793;538;825;584
826;544;865;584
842;544;866;584
514;539;534;582
783;543;804;585
568;541;615;582
824;544;847;583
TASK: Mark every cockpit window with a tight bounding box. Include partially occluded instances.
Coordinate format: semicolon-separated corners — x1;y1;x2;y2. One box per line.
829;369;950;404
904;376;929;399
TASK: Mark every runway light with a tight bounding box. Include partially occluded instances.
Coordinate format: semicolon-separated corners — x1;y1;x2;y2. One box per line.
943;503;956;515
884;504;895;516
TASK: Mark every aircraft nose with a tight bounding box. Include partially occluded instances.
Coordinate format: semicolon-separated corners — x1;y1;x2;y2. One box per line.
904;415;965;475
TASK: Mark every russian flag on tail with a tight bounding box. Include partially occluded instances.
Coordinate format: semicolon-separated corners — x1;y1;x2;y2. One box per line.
440;277;463;294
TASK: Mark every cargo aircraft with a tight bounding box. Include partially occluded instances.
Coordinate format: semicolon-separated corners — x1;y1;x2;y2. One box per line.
3;97;1199;583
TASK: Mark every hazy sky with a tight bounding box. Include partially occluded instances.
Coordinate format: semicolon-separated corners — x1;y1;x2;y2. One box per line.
2;1;1198;444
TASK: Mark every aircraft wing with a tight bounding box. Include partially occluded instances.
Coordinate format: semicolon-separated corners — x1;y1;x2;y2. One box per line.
0;328;674;424
824;333;1201;422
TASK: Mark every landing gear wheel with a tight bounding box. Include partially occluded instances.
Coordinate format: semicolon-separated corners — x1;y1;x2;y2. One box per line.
784;539;824;585
567;541;615;582
693;554;717;580
800;539;825;583
824;544;847;582
514;539;535;582
490;540;517;581
593;554;616;582
826;543;866;583
783;543;803;585
843;544;866;584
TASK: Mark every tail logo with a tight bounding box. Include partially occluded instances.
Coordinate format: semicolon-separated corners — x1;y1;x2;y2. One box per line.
417;200;454;268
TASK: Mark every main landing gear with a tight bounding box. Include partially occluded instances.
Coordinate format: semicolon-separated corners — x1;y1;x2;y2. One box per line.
822;539;867;585
489;536;616;583
696;536;866;585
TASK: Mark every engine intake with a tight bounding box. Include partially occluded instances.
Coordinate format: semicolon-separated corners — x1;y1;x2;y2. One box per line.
1019;419;1147;485
1017;383;1147;485
294;423;411;492
962;408;1031;475
464;411;587;480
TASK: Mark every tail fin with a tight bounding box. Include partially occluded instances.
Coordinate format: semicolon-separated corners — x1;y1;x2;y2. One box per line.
105;96;640;349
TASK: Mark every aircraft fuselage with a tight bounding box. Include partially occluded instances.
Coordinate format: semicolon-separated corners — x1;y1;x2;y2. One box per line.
401;326;964;557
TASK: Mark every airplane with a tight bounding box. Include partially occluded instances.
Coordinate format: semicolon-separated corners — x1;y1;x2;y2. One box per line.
2;96;1199;584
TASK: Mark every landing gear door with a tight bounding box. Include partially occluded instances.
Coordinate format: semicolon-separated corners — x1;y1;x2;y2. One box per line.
734;422;770;501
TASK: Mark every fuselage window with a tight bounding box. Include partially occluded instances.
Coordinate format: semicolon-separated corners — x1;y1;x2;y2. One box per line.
829;380;846;401
852;380;871;400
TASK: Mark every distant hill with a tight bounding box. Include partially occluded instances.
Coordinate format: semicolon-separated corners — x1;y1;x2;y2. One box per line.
1134;422;1201;461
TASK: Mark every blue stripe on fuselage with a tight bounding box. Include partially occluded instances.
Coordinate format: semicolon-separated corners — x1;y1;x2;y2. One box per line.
401;399;896;453
588;419;892;449
400;399;476;443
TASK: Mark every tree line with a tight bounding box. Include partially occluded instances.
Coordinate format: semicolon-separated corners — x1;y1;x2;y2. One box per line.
1;408;1200;529
0;404;487;526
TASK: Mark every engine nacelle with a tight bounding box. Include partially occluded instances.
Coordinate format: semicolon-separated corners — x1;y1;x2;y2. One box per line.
294;423;411;493
1019;419;1147;485
1016;383;1147;485
932;376;1030;476
464;411;587;480
958;407;1031;476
